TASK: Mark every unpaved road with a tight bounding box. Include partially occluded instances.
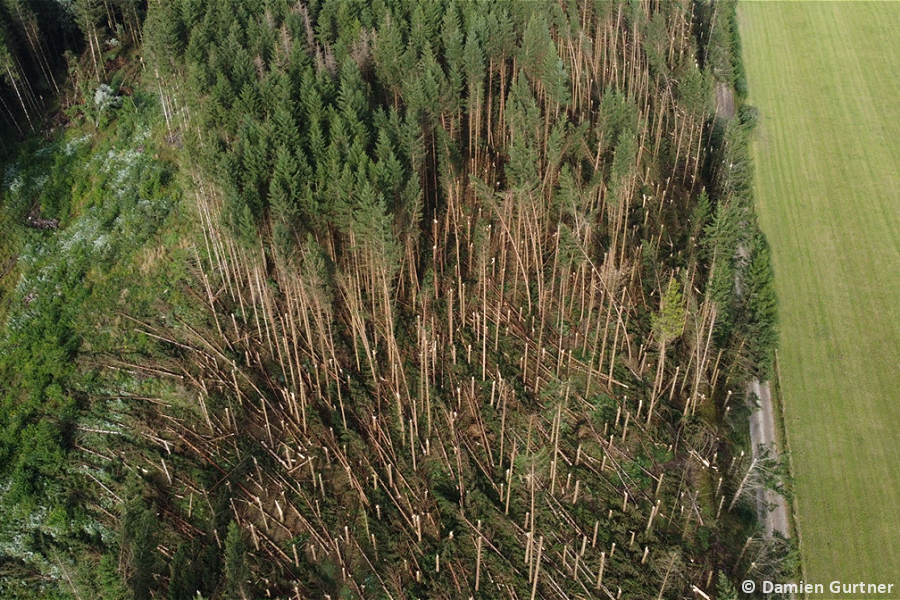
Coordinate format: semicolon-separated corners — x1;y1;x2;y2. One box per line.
715;81;736;120
748;379;790;537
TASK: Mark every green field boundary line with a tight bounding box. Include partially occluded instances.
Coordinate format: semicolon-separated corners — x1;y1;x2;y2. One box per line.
772;349;806;589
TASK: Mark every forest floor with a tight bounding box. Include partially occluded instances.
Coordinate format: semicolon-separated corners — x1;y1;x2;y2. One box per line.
741;0;900;588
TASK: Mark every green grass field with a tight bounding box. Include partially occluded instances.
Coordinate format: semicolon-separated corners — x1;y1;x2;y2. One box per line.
740;1;900;588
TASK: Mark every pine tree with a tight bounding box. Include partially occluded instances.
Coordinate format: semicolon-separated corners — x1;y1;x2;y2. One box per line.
72;0;105;79
338;59;370;144
0;27;33;131
692;189;712;241
223;522;252;600
745;234;778;377
440;2;463;109
123;504;161;600
372;11;406;103
270;143;303;252
716;572;740;600
703;200;741;343
654;277;686;346
505;70;541;190
97;553;129;600
168;542;202;600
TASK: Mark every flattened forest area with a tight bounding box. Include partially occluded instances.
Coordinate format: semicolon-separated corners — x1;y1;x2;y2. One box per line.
0;2;785;598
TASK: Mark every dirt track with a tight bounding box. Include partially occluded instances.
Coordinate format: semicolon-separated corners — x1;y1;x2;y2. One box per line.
715;82;736;120
748;379;790;537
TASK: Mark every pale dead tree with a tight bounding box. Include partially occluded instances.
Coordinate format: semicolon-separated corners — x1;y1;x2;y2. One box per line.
743;534;795;584
728;447;780;512
653;549;685;600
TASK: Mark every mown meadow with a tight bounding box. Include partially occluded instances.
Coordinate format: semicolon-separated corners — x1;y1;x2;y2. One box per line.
741;0;900;587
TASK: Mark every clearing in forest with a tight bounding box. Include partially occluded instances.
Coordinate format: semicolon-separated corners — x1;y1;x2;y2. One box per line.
740;0;900;586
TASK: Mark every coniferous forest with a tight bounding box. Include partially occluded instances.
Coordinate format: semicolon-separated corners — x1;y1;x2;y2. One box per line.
0;1;789;598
